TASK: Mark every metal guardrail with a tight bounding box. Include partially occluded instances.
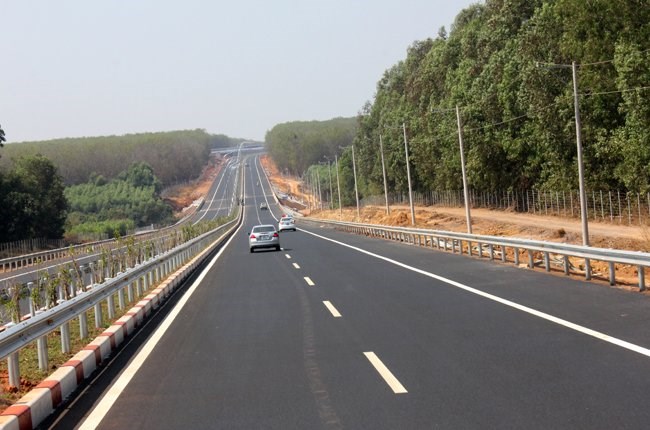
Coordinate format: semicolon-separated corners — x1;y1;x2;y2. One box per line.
0;216;239;360
0;237;113;274
0;213;240;390
303;217;650;291
0;185;204;275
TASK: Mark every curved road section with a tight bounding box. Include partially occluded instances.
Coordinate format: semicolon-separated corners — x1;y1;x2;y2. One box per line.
47;155;650;429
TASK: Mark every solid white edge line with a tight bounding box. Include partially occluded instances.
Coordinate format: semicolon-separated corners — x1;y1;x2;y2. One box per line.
323;300;342;317
293;263;301;269
364;352;407;394
300;228;650;359
78;224;242;429
304;276;315;286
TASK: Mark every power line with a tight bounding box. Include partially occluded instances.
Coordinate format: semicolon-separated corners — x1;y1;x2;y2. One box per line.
581;85;650;98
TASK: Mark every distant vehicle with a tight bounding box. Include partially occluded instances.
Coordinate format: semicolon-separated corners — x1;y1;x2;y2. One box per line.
280;214;295;224
259;202;268;210
248;225;281;252
278;218;296;232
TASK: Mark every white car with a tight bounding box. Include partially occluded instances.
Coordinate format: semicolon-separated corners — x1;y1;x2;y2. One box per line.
278;217;296;232
280;214;296;224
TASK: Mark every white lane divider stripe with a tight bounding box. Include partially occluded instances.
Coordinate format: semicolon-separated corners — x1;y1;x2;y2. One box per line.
78;218;241;429
293;263;301;269
304;276;315;286
301;228;650;359
364;352;407;394
323;301;342;317
285;254;292;259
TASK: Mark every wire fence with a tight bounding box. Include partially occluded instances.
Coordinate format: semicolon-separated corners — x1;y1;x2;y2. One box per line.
0;238;67;259
359;189;650;226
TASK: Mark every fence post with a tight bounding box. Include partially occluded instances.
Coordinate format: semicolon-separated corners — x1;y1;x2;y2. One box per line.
7;285;21;388
61;322;71;354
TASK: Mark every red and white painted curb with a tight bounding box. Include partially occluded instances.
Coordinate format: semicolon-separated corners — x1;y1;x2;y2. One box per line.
0;241;216;430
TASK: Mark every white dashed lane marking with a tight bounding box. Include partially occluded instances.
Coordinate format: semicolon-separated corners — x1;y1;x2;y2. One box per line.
364;352;408;394
285;254;292;259
323;301;342;317
304;277;315;286
293;263;300;269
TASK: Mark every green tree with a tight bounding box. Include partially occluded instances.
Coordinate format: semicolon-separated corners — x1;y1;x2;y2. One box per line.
1;155;68;241
119;162;162;193
265;118;357;176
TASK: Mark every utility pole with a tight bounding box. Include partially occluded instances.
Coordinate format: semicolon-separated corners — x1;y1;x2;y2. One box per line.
379;134;390;215
327;160;333;210
403;123;416;226
316;169;322;210
572;61;591;279
456;105;472;234
351;145;361;219
335;154;342;219
537;60;590;254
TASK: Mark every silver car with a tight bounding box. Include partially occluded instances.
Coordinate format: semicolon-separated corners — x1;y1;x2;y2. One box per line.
249;224;281;252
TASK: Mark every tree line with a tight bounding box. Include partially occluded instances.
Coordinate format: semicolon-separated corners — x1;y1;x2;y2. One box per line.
296;0;650;204
0;128;246;243
265;118;357;176
0;129;243;186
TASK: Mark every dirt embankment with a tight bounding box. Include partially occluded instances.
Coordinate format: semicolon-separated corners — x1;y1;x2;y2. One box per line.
163;154;225;215
259;155;650;289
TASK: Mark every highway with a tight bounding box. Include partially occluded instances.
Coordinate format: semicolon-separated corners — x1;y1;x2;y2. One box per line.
188;152;242;225
0;148;243;307
46;155;650;429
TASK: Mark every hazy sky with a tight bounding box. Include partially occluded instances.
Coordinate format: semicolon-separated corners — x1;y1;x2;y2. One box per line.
2;0;476;143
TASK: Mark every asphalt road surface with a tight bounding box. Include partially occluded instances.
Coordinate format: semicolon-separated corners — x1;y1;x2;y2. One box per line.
46;155;650;429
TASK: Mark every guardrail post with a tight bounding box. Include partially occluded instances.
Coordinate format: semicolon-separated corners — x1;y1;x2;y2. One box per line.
71;268;80;297
79;311;88;339
514;248;519;265
501;246;507;263
118;282;126;309
94;300;103;328
7;352;20;389
107;292;115;319
489;244;494;261
528;250;534;269
467;241;472;256
608;262;615;286
79;264;87;291
61;321;71;353
27;282;36;316
544;252;550;272
585;259;592;281
638;266;645;291
564;255;570;275
128;281;135;303
37;335;48;371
